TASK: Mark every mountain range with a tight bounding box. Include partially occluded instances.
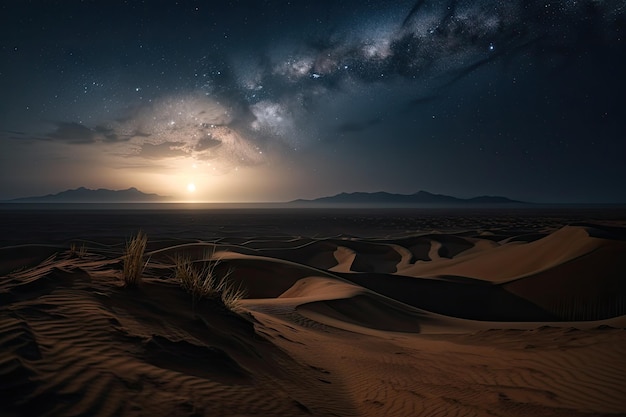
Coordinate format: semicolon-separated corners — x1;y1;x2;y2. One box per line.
290;190;525;205
8;187;170;203
6;187;525;205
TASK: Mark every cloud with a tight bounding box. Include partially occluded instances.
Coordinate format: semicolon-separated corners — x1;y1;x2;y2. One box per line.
0;129;41;142
48;122;102;144
137;142;188;159
38;122;135;144
92;93;271;171
194;137;222;151
7;91;269;174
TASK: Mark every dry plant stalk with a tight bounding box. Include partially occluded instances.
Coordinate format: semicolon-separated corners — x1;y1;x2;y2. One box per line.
69;242;87;258
175;253;246;312
123;230;148;287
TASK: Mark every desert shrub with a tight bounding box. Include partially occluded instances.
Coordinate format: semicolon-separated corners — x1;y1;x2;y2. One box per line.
123;230;148;287
174;253;245;312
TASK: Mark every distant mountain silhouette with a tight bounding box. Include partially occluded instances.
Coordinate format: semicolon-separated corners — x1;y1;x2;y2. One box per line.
290;190;525;205
9;187;170;203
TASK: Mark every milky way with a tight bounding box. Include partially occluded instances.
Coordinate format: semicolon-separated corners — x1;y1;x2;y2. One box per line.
1;0;625;202
138;0;626;164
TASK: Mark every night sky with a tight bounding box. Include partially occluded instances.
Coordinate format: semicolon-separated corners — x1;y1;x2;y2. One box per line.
1;0;625;203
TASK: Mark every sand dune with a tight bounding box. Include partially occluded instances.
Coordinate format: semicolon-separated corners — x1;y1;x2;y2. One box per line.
398;225;620;282
1;211;625;417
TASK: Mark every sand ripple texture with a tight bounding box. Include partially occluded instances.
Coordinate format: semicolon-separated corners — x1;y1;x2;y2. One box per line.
1;216;626;417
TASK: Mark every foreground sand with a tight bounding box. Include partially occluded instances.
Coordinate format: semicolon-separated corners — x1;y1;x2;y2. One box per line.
1;210;625;416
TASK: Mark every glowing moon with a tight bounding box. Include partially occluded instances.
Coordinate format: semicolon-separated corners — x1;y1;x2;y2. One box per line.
187;183;196;193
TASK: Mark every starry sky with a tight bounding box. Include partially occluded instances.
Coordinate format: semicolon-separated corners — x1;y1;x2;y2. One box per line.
1;0;625;203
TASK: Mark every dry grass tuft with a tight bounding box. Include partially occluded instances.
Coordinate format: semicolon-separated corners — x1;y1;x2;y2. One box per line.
69;242;87;258
123;230;148;287
175;252;246;312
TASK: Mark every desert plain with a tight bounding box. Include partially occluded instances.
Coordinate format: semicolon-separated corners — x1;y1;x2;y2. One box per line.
1;206;625;417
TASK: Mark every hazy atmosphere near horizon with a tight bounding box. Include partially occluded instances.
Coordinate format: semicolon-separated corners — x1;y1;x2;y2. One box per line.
1;0;625;203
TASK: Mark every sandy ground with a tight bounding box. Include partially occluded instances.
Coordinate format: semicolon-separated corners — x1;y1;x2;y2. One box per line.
1;207;625;416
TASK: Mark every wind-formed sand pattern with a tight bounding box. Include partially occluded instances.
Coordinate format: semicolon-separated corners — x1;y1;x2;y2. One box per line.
1;210;625;416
